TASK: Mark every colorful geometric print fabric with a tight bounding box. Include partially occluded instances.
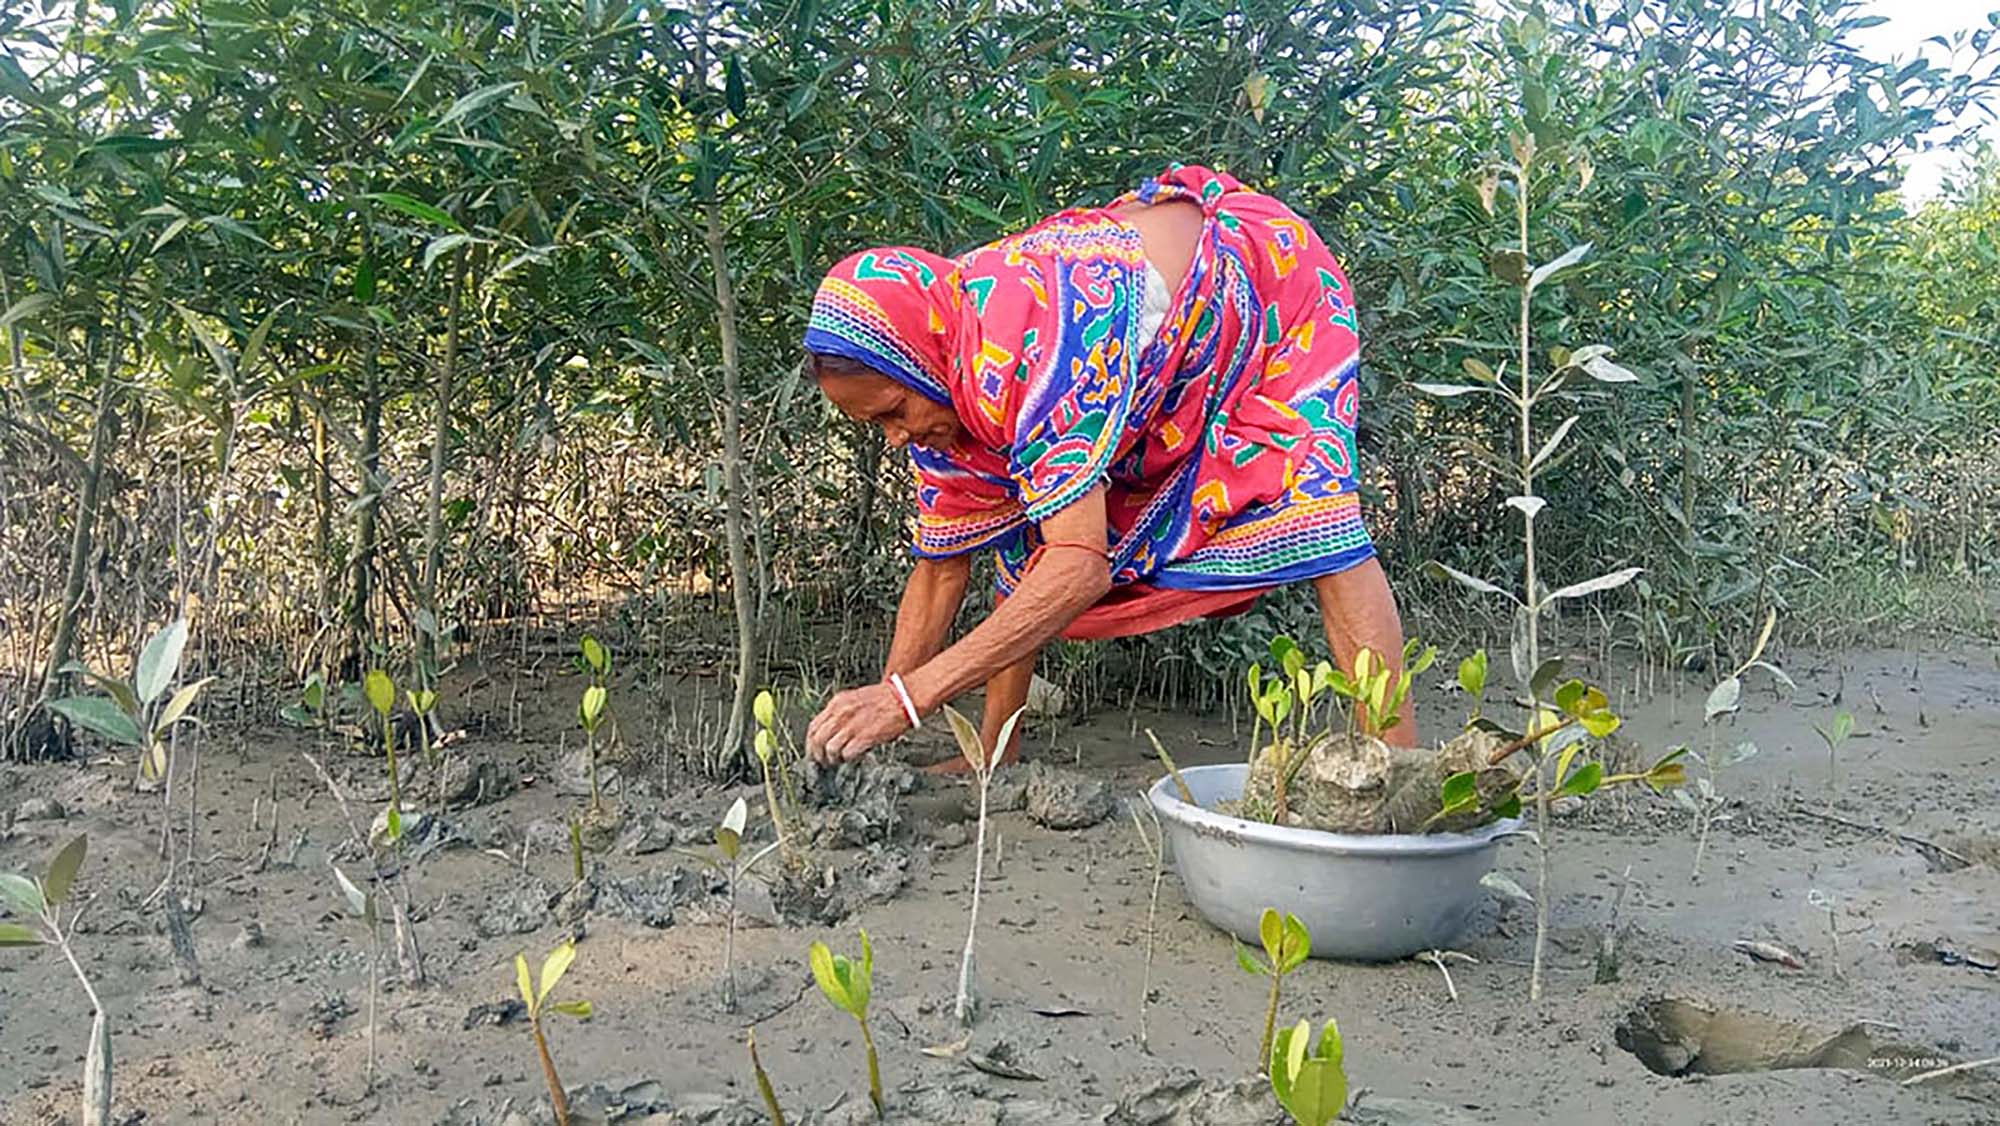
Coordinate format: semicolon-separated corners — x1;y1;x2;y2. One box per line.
803;164;1373;639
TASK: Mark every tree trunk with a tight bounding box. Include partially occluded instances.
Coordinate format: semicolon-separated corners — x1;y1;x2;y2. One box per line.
419;250;466;684
41;314;124;700
347;336;383;678
697;0;759;767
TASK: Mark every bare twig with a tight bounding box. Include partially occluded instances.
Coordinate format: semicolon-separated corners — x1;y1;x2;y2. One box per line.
1791;806;1972;869
1415;950;1477;1004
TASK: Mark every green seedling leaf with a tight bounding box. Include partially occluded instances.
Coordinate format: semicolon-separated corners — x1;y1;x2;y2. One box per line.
366;190;463;231
1258;907;1283;965
156;677;213;731
1457;650;1488;700
579;684;608;730
1279;914;1312;973
135;618;190;705
364;669;395;716
1425;560;1515;601
1527;241;1592;292
71;668;141;723
0;872;45;916
407;689;437;716
515;952;537;1012
1271;1019;1347;1126
386;806;403;842
753;688;776;730
302;674;326;711
1407;645;1437;678
549;999;593;1018
0;922;41;946
1493;793;1523;819
1703;677;1742;723
1270;636;1305;680
1439;771;1479;812
1579;709;1621;738
718;796;747;860
44;836;86;906
754;728;777;764
1528;658;1567;699
1234;938;1266;977
1553;679;1586;715
1553;743;1584;795
46;697;144;747
943;704;986;771
581;635;609;675
810;932;873;1017
1557;761;1604;797
1742;607;1778;671
1826;712;1855;745
994;706;1026;767
1544;567;1643;606
539;940;577;1004
1462;357;1497;382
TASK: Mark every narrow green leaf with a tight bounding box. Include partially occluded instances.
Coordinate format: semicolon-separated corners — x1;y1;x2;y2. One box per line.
43;836;86;906
365;191;462;232
0;922;42;946
1234;938;1266;977
516;953;537;1011
135;618;190;704
549;999;593;1018
436;82;523;130
364;669;395;716
1528;241;1592;292
1557;761;1604;797
0;872;45;916
539;941;577;1003
156;677;213;730
0;293;57;328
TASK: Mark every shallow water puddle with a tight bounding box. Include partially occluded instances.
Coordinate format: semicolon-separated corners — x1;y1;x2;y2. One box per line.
1615;996;1954;1082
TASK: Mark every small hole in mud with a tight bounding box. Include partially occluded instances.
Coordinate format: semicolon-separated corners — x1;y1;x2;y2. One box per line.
1615;996;1952;1082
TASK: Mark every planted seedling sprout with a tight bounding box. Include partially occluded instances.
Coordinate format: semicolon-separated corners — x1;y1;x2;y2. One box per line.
1816;711;1856;790
362;668;406;842
2;836;111;1126
809;929;883;1117
678;796;782;1011
943;702;1024;1025
48;617;211;792
516;940;593;1126
1236;907;1311;1071
1269;1018;1347;1126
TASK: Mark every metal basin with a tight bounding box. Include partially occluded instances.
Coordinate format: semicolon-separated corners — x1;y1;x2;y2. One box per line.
1147;763;1517;962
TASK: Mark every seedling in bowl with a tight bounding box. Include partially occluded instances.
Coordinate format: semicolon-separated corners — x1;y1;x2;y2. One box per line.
2;835;111;1126
1236;908;1311;1071
943;702;1024;1025
1270;1018;1346;1126
515;940;593;1126
809;929;883;1117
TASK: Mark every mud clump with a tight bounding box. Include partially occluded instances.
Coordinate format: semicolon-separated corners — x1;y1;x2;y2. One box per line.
748;845;909;926
1244;728;1519;835
801;758;916;847
1026;762;1115;830
475;878;552;937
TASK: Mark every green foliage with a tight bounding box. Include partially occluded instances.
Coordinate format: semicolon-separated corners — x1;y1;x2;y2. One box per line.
48;621;207;781
1237;908;1312;1071
809;929;883;1115
1270;1019;1347;1126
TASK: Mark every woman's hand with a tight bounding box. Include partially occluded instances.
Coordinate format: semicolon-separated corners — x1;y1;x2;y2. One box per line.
805;683;912;764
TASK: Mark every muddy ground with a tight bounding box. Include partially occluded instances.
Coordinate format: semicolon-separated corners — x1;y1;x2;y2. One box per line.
2;642;1998;1125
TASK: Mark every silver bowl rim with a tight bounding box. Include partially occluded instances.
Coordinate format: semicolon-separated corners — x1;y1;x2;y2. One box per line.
1146;762;1523;857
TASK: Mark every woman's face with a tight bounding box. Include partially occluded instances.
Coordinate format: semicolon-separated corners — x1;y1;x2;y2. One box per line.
818;369;964;451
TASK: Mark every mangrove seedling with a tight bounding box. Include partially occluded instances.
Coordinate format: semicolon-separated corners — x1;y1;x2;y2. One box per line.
682;797;783;1011
362;668;406;842
944;702;1025;1025
747;1027;787;1126
279;672;330;730
1128;796;1167;1051
578;681;609;811
330;864;381;1091
2;835;111;1126
1815;711;1856;790
516;940;593;1126
809;929;883;1117
1269;1018;1347;1126
1676;740;1755;882
751;689;798;858
49;617;210;788
1235;907;1311;1071
406;686;440;811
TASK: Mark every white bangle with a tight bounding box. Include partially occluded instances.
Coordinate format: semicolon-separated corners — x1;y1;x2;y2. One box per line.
887;673;922;729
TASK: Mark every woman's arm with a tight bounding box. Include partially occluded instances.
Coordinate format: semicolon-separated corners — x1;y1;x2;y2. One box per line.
807;488;1111;761
1312;558;1418;746
899;489;1109;718
884;555;972;676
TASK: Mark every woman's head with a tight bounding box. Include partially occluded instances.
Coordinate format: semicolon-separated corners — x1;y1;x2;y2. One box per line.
811;352;963;451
